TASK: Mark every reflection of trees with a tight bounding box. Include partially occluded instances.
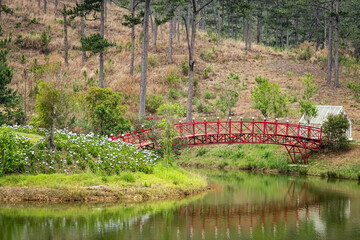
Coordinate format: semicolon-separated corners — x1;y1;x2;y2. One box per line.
0;172;358;240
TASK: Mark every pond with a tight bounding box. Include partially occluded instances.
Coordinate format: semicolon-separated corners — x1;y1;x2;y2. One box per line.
1;170;360;240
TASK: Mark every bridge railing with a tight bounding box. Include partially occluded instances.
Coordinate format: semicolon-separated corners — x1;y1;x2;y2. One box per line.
173;118;322;140
112;118;322;147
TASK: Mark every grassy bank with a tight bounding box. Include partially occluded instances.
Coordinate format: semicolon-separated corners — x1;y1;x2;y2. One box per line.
179;143;360;180
0;165;207;202
0;126;207;202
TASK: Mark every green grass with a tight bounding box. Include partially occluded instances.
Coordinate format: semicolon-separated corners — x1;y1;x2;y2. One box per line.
180;144;290;171
179;143;360;180
16;132;44;145
0;165;207;190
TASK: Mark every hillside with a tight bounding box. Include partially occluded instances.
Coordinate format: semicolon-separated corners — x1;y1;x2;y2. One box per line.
1;0;359;142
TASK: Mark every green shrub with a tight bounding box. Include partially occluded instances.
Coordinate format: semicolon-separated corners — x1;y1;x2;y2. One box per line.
196;147;207;157
200;46;216;62
204;90;216;99
0;128;29;175
40;30;51;54
214;147;232;158
15;22;21;28
120;172;136;183
180;59;189;75
232;149;245;159
166;72;181;86
196;103;212;114
135;65;141;73
322;113;350;151
146;94;165;113
169;88;180;100
347;81;360;102
20;54;27;64
86;87;131;135
148;54;158;68
298;46;313;61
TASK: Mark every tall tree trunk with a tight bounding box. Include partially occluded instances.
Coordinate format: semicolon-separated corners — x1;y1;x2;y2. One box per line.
130;0;135;76
334;0;340;88
245;19;249;50
99;0;105;88
187;1;191;33
324;4;327;46
295;17;299;45
257;7;262;44
38;0;41;9
63;5;68;68
286;20;289;49
43;0;47;13
327;1;334;84
160;24;163;42
49;120;56;153
177;10;180;44
214;3;221;44
138;0;151;117
248;19;252;50
185;10;197;123
104;0;107;22
150;12;157;47
81;0;86;64
168;18;173;61
0;0;2;19
55;0;58;14
242;17;245;42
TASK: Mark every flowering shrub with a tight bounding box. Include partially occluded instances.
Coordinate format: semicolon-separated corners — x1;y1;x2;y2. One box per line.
0;126;159;176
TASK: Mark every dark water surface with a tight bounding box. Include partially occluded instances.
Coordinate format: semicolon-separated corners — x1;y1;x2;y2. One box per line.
1;170;360;240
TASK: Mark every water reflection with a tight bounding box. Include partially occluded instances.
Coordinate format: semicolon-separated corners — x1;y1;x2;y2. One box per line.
0;170;359;240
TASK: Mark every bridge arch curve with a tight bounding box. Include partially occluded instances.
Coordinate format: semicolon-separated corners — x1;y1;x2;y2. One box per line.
112;119;322;164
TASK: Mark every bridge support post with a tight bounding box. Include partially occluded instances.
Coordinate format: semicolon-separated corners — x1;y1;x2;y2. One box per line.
285;146;308;165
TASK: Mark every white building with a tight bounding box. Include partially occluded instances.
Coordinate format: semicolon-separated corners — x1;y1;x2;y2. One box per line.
299;105;352;140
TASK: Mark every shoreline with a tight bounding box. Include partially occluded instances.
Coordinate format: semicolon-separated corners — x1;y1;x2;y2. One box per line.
0;185;210;203
180;162;360;181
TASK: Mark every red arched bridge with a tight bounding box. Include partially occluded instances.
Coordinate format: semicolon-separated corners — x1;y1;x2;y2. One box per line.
111;118;322;164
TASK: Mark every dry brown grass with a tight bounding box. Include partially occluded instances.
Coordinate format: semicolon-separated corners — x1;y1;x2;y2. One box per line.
1;0;359;139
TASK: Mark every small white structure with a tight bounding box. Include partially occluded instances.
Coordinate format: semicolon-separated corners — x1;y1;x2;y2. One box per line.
299;105;352;140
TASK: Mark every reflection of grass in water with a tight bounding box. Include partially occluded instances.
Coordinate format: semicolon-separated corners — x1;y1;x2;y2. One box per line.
0;193;206;219
193;169;309;203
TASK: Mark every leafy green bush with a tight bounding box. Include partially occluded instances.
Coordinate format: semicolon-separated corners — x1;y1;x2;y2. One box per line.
179;59;189;75
298;46;313;61
0;126;159;176
251;76;288;118
148;54;158;68
169;88;180;100
196;103;212;114
86;87;131;135
322;113;350;151
200;46;216;62
40;30;51;53
0;128;29;175
204;90;216;100
347;81;360;102
196;147;207;157
157;103;186;117
146;94;165;113
120;172;136;182
166;72;181;86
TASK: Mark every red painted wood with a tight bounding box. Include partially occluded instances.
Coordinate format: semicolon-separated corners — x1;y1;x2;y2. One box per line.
112;119;322;164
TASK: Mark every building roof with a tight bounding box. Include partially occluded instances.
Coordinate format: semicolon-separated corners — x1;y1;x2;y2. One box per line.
299;105;347;125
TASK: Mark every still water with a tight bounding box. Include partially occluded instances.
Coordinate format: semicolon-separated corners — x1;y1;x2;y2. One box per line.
1;170;360;240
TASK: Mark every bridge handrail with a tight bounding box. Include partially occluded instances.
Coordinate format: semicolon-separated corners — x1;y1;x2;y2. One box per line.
112;119;322;145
